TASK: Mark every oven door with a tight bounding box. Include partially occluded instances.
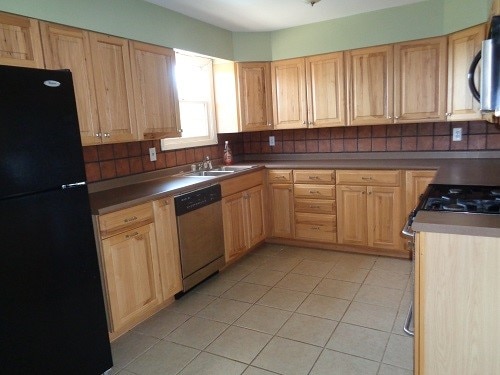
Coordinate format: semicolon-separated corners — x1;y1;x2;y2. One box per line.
401;214;415;337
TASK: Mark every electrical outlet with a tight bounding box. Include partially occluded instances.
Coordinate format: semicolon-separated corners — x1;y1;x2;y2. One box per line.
149;147;157;161
269;136;275;146
452;128;462;142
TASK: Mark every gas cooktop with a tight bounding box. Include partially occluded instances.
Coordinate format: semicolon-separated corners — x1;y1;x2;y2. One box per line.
419;184;500;214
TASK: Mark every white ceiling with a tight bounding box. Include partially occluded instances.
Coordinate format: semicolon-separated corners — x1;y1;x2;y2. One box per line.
143;0;425;32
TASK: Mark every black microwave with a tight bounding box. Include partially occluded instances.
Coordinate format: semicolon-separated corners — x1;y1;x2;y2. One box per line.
469;15;500;115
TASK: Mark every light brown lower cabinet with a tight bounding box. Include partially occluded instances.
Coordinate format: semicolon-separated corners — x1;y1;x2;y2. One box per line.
268;170;295;239
415;231;500;374
101;219;162;337
221;172;266;262
97;199;182;340
336;170;405;255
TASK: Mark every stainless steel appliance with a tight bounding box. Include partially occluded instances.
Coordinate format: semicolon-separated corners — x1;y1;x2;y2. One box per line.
174;184;225;292
0;65;112;373
401;183;500;336
469;15;500;114
401;214;416;336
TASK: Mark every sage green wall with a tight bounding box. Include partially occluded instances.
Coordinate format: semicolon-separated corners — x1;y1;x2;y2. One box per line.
265;0;489;60
442;0;490;33
0;0;491;61
0;0;235;60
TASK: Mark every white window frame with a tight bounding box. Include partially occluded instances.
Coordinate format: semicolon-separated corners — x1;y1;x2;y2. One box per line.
160;50;217;150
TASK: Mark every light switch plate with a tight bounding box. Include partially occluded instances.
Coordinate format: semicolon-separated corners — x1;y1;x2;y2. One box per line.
452;128;462;141
269;136;275;146
149;147;157;161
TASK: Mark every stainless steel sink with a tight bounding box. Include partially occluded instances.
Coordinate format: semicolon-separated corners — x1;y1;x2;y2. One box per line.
183;170;235;177
212;165;256;172
181;165;256;177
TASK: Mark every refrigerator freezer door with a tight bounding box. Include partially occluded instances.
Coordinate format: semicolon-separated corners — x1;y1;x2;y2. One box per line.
0;66;86;199
0;186;112;373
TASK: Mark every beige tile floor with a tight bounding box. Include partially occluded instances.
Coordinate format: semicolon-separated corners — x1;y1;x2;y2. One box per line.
110;244;414;375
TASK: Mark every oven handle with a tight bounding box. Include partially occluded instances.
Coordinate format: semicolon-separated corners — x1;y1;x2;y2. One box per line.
401;214;415;239
403;302;415;336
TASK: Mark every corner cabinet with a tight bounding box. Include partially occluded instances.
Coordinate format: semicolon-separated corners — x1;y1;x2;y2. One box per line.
215;61;273;133
0;12;44;68
130;42;181;139
394;36;448;123
271;52;345;129
447;24;485;121
336;170;405;256
89;32;138;143
40;22;102;146
221;171;266;262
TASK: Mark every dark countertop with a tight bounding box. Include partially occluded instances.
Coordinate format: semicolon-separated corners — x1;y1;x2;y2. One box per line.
89;151;500;237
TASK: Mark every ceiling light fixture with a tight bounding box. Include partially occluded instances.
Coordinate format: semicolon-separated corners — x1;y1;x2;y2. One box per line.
306;0;322;6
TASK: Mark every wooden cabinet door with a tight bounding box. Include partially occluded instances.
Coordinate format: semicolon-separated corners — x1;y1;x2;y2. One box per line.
394;36;447;122
0;12;44;68
367;186;402;251
102;223;161;333
447;24;485;121
269;183;295;238
336;185;367;246
271;58;307;129
346;45;394;125
130;41;181;140
153;197;182;300
40;22;101;146
305;52;346;128
237;62;273;131
405;170;436;213
222;192;247;261
245;185;266;247
89;32;137;143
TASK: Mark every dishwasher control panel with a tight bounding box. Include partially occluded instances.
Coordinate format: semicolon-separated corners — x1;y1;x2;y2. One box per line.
174;184;222;216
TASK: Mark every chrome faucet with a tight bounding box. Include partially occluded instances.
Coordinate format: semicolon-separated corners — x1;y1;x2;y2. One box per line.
197;156;212;170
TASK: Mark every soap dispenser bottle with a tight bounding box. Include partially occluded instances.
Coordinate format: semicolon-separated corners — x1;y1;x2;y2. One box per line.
223;140;233;165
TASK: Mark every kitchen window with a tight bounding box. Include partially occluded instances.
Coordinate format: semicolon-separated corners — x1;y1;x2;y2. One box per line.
161;51;217;150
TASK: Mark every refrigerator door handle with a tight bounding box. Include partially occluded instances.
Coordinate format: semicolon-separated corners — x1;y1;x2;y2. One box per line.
62;182;87;189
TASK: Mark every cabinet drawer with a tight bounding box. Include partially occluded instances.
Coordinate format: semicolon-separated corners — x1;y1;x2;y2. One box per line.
221;170;263;197
268;169;293;183
99;202;153;238
294;198;335;214
295;213;336;243
336;170;401;186
294;184;335;199
293;170;335;184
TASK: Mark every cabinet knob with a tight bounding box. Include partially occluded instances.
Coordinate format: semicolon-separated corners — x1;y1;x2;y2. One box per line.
95;133;102;138
302;121;306;125
446;112;452;117
268;123;272;127
394;116;400;120
104;133;111;138
387;115;393;119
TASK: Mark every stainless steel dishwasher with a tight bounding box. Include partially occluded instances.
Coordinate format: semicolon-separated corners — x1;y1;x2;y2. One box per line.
174;184;225;292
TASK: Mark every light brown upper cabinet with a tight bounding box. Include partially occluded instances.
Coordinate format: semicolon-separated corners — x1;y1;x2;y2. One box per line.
447;24;485;121
215;61;273;133
0;12;44;68
394;36;448;123
346;45;394;126
40;22;101;146
89;32;138;143
130;42;181;140
271;52;345;129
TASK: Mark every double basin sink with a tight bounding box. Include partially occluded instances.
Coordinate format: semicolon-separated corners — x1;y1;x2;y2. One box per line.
181;165;256;177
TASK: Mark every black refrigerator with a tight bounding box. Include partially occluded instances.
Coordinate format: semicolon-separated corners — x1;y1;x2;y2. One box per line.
0;65;112;373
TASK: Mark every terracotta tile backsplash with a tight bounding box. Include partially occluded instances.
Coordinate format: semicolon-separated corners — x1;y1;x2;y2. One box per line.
84;121;499;183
